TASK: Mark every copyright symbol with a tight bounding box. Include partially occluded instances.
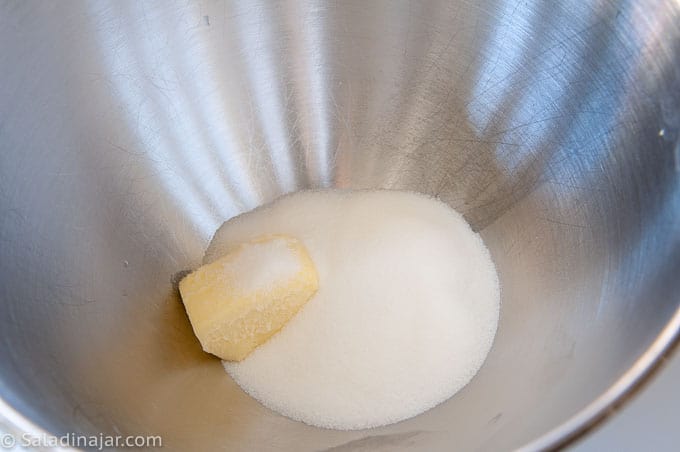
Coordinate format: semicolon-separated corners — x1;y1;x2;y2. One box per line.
0;434;15;449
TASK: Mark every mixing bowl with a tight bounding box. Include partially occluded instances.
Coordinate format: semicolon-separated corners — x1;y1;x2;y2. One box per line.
1;1;679;450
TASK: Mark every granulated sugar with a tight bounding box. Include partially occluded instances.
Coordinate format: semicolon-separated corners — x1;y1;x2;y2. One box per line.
204;190;500;430
219;236;306;296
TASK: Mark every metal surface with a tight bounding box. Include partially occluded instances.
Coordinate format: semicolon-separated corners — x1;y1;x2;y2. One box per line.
0;1;679;451
569;344;680;451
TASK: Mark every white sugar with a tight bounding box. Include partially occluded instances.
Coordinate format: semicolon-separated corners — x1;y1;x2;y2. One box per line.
205;190;500;430
220;237;302;296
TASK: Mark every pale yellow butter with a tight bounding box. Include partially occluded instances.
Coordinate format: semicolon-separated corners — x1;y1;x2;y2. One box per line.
179;235;318;361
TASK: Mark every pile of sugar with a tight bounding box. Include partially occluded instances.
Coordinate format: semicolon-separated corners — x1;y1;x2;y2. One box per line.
221;236;305;295
204;190;500;430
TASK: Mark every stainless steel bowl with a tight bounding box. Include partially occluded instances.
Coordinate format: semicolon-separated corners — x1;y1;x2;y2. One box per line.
1;1;679;450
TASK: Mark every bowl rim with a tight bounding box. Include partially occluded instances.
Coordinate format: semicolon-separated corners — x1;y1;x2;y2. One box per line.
522;306;680;451
0;307;678;451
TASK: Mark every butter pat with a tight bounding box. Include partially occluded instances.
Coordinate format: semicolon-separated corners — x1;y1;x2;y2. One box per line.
179;235;319;361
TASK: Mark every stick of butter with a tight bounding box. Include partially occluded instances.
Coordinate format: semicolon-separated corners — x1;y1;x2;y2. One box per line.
179;235;319;361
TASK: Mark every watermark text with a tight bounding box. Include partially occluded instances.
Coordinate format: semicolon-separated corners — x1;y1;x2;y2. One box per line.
0;432;162;450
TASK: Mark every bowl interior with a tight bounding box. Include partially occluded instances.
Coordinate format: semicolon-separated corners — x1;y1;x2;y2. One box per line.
0;1;679;451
